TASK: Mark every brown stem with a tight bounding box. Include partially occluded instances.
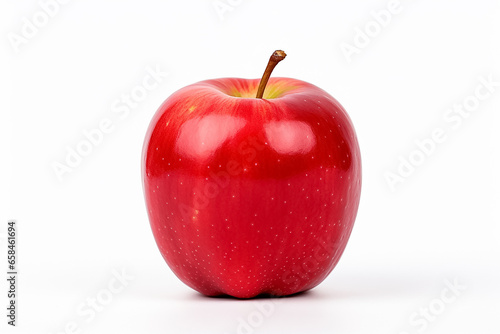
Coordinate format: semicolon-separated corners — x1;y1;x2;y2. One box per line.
255;50;286;99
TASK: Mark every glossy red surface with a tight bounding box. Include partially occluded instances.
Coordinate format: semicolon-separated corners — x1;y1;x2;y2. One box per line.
142;77;361;298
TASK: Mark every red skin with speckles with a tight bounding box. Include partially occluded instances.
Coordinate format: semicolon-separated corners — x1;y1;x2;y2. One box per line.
142;77;361;298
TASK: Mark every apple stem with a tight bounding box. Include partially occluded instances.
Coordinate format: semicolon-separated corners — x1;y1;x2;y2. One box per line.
256;50;287;99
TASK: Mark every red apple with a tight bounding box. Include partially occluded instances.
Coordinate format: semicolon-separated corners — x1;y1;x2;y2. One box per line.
142;51;361;298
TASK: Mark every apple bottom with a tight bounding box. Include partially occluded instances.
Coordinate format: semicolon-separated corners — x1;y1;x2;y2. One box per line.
146;167;359;298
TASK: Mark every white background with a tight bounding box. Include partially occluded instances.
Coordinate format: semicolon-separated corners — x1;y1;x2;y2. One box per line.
1;0;499;333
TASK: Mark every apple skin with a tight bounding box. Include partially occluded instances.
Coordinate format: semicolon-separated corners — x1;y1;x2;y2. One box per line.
142;77;361;298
